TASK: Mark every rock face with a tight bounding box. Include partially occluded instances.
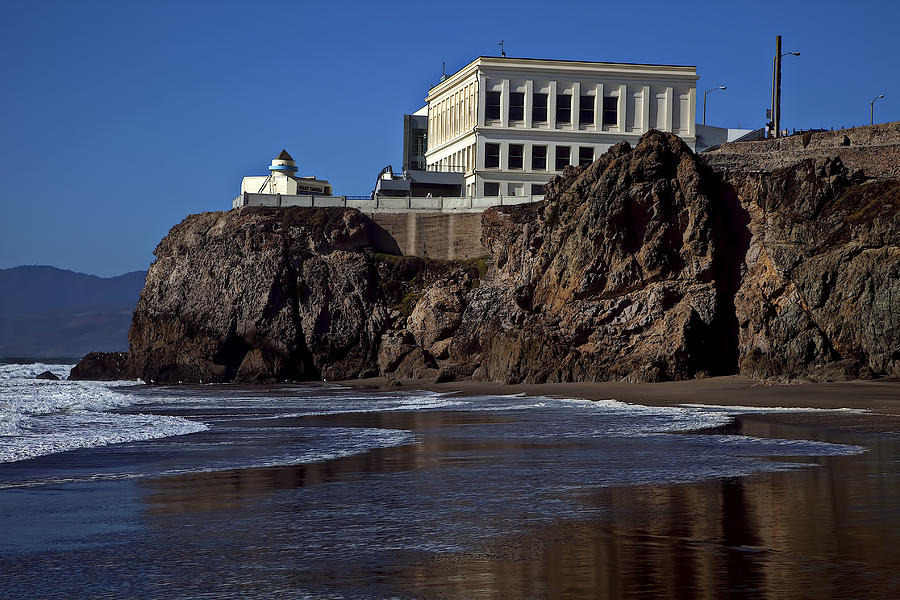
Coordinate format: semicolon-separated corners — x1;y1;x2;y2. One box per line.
120;130;898;384
442;133;742;383
69;351;129;380
127;207;481;383
35;370;60;380
730;159;900;380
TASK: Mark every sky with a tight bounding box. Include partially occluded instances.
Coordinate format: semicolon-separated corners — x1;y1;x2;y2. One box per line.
1;0;898;277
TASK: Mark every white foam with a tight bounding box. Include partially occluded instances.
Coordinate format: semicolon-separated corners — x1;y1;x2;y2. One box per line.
0;363;208;463
679;403;869;414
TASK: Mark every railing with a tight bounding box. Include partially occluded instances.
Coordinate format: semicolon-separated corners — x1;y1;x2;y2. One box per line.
232;192;544;212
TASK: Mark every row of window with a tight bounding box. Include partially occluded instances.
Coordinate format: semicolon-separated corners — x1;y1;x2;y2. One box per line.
483;182;546;197
486;91;618;126
484;143;594;171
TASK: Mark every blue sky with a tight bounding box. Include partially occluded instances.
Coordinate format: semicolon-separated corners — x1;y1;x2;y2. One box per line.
1;0;897;276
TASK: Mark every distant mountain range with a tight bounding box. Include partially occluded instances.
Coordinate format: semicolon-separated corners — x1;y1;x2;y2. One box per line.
0;266;147;359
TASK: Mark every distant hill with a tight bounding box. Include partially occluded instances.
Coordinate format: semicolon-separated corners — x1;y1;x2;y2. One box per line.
0;266;146;358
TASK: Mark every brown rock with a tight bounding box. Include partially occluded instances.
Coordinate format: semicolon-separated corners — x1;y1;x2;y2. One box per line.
69;352;130;381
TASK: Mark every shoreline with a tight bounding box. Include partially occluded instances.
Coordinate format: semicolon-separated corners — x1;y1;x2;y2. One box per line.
335;374;900;434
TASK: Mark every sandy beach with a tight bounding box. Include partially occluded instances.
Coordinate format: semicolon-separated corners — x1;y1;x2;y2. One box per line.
341;374;900;432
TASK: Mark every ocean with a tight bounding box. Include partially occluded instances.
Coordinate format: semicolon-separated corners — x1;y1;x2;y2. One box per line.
1;361;898;599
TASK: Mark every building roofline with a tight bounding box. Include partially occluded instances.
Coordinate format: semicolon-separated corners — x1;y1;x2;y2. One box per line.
475;56;697;69
427;56;698;99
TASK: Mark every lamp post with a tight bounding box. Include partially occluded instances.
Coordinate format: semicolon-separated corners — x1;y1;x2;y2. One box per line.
703;85;727;126
871;94;885;125
771;35;800;138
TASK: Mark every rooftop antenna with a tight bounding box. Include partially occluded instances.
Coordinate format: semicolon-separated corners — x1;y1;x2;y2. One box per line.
499;40;506;57
440;61;446;82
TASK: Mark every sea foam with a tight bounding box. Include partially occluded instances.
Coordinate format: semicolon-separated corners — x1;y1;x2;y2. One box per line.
0;363;207;463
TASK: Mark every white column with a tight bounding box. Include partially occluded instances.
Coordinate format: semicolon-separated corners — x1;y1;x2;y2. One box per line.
665;87;674;132
500;79;510;128
548;81;557;128
524;79;534;128
596;83;603;129
618;83;627;133
477;74;486;126
641;85;651;133
687;87;697;137
572;81;581;129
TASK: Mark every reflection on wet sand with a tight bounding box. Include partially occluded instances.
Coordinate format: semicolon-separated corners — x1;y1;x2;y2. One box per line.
398;417;900;600
141;410;565;514
140;409;900;599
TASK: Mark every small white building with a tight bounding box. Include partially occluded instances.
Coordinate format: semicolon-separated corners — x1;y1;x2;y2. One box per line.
424;56;698;197
241;150;333;196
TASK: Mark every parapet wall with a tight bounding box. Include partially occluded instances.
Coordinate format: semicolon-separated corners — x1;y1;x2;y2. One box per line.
703;121;900;178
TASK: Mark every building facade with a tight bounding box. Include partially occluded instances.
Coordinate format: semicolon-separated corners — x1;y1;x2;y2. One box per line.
424;57;698;197
241;149;333;196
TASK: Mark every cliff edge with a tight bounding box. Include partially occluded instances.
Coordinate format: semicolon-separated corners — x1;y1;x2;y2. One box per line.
82;131;899;384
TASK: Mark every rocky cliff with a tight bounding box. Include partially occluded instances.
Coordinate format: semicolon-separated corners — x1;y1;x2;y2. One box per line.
99;130;899;384
125;206;481;383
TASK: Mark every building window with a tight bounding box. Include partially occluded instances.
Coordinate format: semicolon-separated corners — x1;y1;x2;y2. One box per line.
531;183;545;195
555;146;570;170
556;94;571;124
579;146;594;167
508;183;521;196
579;95;594;125
485;143;500;168
603;96;618;127
486;91;501;120
509;92;524;122
508;144;524;169
532;145;547;171
532;93;548;122
484;182;500;196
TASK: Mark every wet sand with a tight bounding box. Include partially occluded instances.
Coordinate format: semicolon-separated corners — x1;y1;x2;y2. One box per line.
341;374;900;433
4;378;899;598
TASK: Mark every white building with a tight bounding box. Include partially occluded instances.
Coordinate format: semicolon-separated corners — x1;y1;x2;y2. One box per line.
241;150;333;196
424;57;698;197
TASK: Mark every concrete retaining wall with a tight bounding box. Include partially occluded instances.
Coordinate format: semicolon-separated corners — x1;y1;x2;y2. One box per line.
231;193;539;259
367;212;486;259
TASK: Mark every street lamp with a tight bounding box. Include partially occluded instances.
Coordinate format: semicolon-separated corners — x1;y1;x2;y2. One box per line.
703;85;727;126
771;35;800;138
871;94;885;125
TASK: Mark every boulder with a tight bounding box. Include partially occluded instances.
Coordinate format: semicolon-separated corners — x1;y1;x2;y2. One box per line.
69;352;130;381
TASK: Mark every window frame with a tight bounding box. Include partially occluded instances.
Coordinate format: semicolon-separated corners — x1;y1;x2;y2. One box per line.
531;145;547;171
555;145;571;171
483;182;500;196
509;92;525;122
484;142;500;169
556;94;571;124
602;96;618;127
486;91;502;121
532;93;548;122
508;144;524;170
578;146;594;167
579;95;595;126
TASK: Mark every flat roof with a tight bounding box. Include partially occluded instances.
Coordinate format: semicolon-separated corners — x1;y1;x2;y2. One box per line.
428;56;698;96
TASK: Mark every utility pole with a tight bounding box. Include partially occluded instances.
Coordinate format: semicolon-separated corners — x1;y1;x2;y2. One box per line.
773;35;781;138
771;35;799;139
